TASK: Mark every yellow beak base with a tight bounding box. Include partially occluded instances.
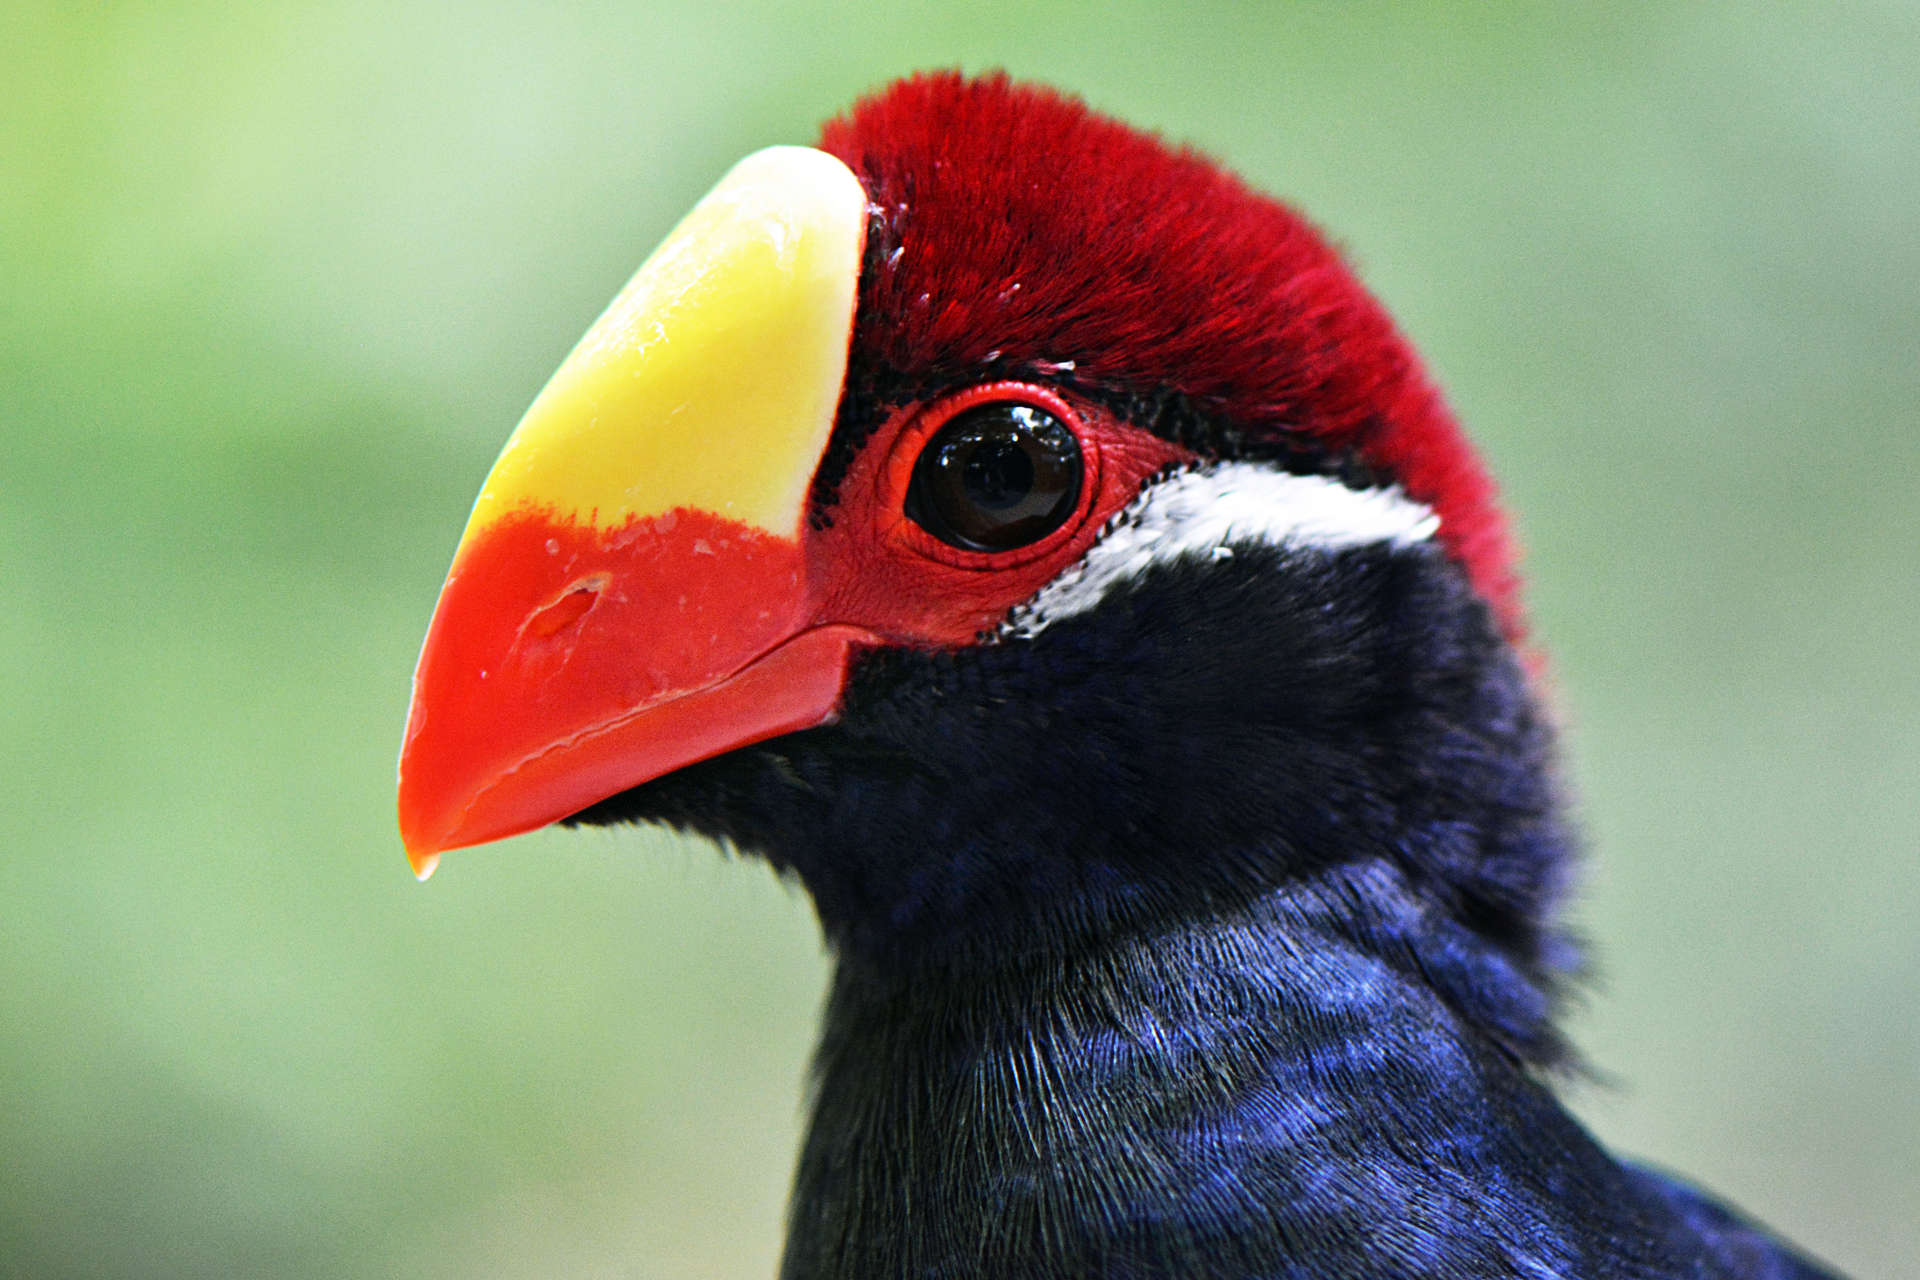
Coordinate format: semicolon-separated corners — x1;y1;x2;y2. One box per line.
398;146;869;870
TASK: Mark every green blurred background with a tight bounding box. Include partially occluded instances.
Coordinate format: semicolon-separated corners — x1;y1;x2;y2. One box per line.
5;2;1915;1276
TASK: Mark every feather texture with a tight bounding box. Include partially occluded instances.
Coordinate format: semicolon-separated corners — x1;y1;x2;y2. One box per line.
564;74;1843;1279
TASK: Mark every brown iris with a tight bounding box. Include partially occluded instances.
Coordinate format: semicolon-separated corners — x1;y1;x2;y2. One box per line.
905;402;1083;552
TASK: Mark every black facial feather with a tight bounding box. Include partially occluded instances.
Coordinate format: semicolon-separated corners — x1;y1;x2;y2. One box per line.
434;73;1844;1278
576;540;1572;1063
571;534;1833;1277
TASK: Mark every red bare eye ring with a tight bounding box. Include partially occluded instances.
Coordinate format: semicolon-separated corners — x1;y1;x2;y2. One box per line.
899;382;1093;556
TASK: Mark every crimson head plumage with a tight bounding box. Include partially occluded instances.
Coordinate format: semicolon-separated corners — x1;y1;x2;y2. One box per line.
399;72;1520;872
392;73;1842;1280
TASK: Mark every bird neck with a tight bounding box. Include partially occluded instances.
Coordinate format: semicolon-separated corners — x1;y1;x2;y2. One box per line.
780;859;1658;1280
782;546;1580;1067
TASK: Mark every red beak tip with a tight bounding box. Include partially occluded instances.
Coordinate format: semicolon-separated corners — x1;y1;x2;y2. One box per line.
397;788;453;879
399;811;446;878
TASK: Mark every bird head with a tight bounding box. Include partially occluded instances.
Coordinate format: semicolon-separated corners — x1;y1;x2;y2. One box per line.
399;74;1563;989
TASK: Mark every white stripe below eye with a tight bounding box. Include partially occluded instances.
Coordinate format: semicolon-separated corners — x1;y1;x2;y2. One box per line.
1001;462;1439;639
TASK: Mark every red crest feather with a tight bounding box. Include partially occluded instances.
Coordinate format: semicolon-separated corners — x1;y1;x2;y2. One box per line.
820;72;1522;638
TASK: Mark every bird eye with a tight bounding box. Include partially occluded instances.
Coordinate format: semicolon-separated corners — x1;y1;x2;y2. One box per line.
905;401;1084;552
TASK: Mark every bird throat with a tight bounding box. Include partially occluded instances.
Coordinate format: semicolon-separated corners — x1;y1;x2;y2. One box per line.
780;873;1670;1279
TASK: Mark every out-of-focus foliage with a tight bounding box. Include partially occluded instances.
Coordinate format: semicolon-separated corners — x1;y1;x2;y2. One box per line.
3;3;1914;1276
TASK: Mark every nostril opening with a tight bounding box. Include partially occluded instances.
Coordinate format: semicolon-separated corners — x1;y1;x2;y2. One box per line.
524;576;608;639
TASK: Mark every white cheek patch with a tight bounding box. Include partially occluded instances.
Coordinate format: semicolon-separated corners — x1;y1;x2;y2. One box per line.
1001;461;1440;639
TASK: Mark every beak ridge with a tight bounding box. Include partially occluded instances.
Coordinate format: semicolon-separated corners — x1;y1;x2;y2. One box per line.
398;146;869;868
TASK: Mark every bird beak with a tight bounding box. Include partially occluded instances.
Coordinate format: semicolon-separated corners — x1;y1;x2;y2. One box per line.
397;146;870;876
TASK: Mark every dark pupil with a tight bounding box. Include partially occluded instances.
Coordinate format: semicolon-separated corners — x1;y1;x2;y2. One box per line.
963;439;1034;510
907;402;1083;552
